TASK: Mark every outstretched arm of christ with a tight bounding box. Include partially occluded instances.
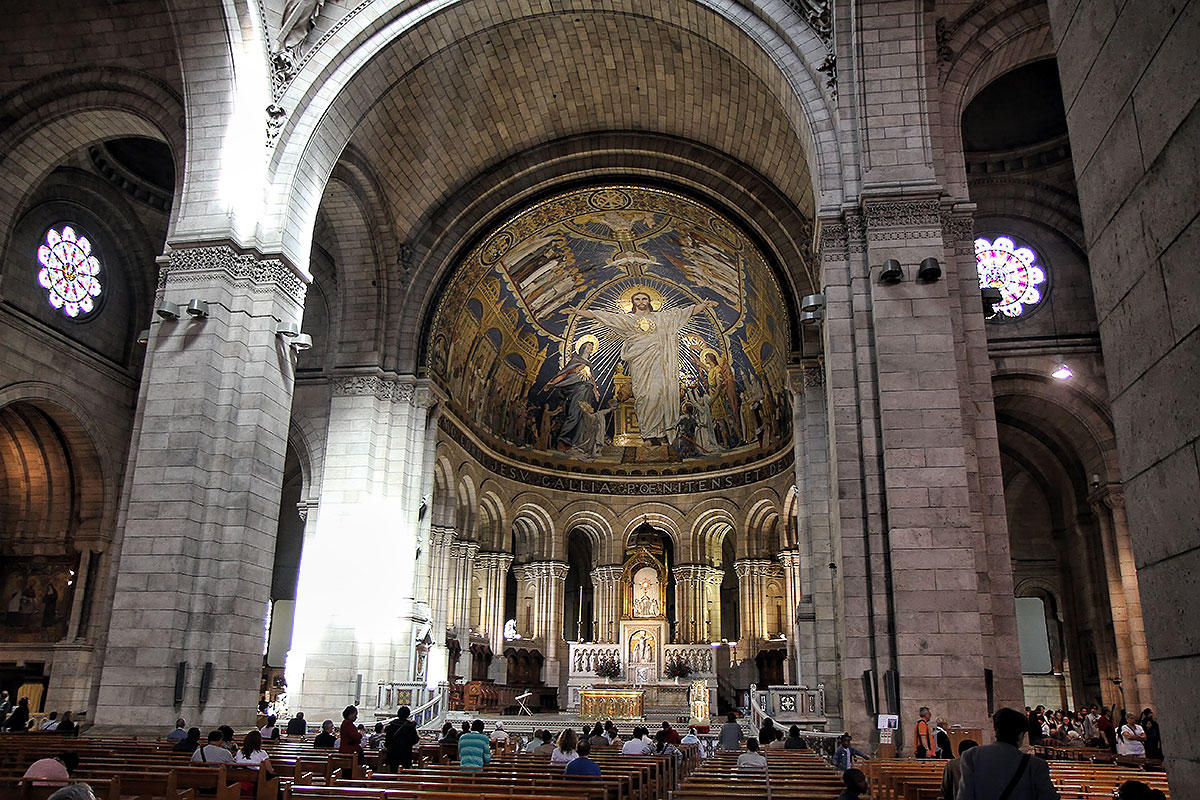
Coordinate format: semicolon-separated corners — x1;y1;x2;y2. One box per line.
686;298;719;316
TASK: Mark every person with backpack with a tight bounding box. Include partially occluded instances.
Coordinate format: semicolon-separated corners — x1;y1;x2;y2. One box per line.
958;707;1059;800
384;706;419;770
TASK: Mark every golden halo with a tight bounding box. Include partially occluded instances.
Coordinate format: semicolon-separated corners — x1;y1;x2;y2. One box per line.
699;347;720;365
616;285;665;313
574;334;600;353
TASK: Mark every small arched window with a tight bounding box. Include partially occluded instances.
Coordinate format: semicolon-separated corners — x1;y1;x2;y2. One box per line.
37;225;103;318
976;235;1046;319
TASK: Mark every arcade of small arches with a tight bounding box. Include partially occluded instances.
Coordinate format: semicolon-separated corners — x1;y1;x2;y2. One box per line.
0;1;1191;791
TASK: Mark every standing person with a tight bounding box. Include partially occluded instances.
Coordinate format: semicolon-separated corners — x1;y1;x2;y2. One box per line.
457;719;492;771
1080;707;1098;746
958;708;1060;800
1116;713;1146;757
0;690;11;727
192;730;236;764
1139;709;1162;760
913;707;935;758
833;733;869;773
286;713;307;736
7;697;31;731
384;707;418;770
338;706;363;757
736;738;767;771
1096;708;1117;751
718;712;743;751
935;718;953;758
1027;707;1044;747
940;739;978;800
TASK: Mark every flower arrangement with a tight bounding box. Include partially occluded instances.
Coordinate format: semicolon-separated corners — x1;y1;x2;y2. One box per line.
664;653;692;679
594;653;622;679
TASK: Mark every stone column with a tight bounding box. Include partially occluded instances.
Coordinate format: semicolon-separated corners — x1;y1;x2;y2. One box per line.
447;538;479;643
1091;488;1152;711
474;551;513;657
702;567;724;645
589;565;623;644
779;549;804;682
520;560;568;684
673;564;709;644
92;245;306;730
285;374;437;714
734;559;773;656
425;525;454;646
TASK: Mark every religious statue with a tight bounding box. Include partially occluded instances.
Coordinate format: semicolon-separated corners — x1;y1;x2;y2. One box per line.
632;567;660;617
629;629;655;664
275;0;326;53
568;290;717;445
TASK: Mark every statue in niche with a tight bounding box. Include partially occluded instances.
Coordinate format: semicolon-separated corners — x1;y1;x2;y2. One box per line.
275;0;326;54
632;566;660;617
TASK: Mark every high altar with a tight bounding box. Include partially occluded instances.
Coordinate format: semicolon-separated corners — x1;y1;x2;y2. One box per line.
566;530;717;719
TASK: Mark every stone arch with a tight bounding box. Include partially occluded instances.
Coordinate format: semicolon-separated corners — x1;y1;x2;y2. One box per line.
455;473;478;539
972;181;1086;254
936;0;1055;200
687;503;738;567
561;506;614;565
619;505;684;554
781;485;799;549
0;382;116;546
0;69;185;262
430;453;456;529
743;491;783;559
511;499;556;562
263;0;841;274
476;490;507;552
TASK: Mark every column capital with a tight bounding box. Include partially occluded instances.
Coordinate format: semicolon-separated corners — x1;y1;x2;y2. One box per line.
161;244;308;307
589;564;624;583
331;372;438;406
449;540;480;560
475;550;514;570
518;560;569;581
733;558;774;579
1088;484;1125;512
675;563;724;584
778;549;804;569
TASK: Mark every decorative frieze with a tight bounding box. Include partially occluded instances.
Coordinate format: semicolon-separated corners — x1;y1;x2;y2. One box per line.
941;210;977;256
162;245;308;304
331;374;435;405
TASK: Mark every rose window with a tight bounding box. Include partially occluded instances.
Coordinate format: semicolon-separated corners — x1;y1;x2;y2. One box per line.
975;236;1046;319
37;226;103;318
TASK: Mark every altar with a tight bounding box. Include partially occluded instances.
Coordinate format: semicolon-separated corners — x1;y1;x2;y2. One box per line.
579;688;643;719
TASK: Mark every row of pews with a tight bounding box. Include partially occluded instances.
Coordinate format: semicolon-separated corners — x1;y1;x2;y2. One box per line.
673;750;847;800
865;755;1170;800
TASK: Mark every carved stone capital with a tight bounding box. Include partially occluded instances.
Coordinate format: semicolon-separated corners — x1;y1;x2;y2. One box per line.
331;373;435;406
520;560;569;582
428;525;455;548
475;551;514;571
861;198;943;244
941;209;976;256
589;564;624;584
161;245;308;305
733;558;775;579
778;549;804;570
449;540;480;560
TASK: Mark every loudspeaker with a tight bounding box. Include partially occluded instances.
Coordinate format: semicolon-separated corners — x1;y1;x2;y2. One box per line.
173;662;187;705
355;674;363;705
984;668;995;716
199;662;214;705
861;670;877;717
883;668;900;714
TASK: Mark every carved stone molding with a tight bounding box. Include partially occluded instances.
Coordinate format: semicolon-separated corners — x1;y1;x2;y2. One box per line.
518;560;570;582
674;563;724;584
733;558;775;579
818;214;867;261
331;374;435;406
863;198;942;229
475;551;514;571
783;1;836;97
941;211;976;256
589;565;624;584
449;540;480;560
162;245;307;304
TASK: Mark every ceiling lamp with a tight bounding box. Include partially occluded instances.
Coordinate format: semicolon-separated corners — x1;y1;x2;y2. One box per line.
1051;364;1073;380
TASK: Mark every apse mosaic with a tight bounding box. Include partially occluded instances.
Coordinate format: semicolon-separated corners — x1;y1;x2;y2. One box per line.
428;186;793;469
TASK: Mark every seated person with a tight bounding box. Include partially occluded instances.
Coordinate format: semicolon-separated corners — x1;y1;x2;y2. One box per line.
313;719;337;748
621;726;654;755
192;730;236;764
286;712;307;736
736;737;767;771
166;718;188;742
23;752;78;786
525;730;544;753
490;721;509;744
680;726;701;746
533;730;556;756
784;725;807;750
838;768;869;800
173;728;202;753
564;739;603;779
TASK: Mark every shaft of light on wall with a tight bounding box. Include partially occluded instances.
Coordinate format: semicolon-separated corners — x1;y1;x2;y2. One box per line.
217;2;271;242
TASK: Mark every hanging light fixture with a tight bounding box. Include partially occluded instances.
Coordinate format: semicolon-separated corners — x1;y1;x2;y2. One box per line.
1051;364;1073;380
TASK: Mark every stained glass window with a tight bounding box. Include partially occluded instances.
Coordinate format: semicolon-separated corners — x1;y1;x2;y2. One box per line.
976;236;1046;319
37;225;103;318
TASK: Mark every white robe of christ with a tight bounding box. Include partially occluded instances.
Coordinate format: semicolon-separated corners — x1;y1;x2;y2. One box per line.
590;306;692;440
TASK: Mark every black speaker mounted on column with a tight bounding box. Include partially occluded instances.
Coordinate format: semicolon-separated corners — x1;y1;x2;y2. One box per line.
173;662;187;705
861;669;877;717
198;662;214;705
883;668;900;714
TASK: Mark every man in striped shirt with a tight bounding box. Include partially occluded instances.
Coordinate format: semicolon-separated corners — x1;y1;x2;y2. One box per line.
457;719;492;771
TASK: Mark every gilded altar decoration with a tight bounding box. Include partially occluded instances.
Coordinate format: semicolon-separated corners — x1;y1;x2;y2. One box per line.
580;688;644;719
